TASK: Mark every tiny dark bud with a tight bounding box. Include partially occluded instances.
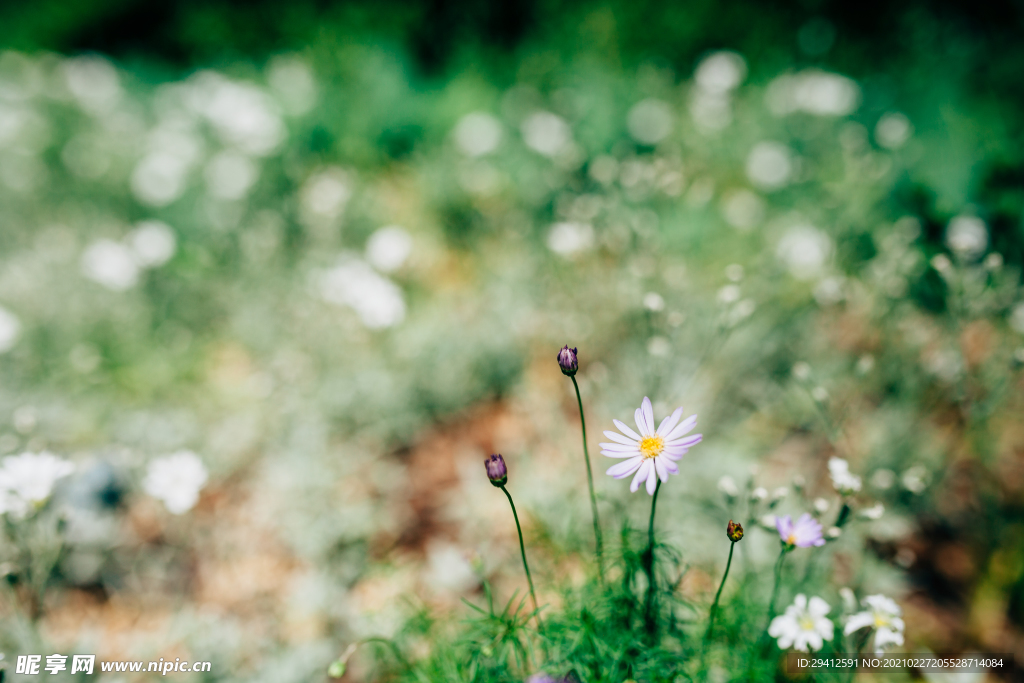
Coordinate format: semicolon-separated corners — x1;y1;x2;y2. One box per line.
557;345;578;376
726;519;744;542
485;453;508;487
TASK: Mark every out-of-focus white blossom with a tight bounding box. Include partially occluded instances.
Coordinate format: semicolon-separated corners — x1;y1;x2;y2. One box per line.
627;99;674;145
875;112;913;149
694;51;747;94
829;457;862;495
844;595;904;654
0;451;74;518
521;111;570;157
301;167;352;222
746;142;793;191
187;72;284;156
945;215;988;261
547;222;594;257
143;450;208;515
860;502;885;520
81;239;140;291
769;594;834;652
63;55;122;114
1009;303;1024;334
266;55;317;115
766;70;860;117
366;226;413;273
721;189;765;231
777;225;832;280
319;257;406;329
453;112;503;157
0;305;21;353
717;475;739;497
127;221;177;267
205;150;259;200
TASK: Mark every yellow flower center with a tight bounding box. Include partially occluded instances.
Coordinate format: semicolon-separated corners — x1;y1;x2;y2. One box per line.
799;614;816;631
639;435;665;459
874;614;889;628
787;533;798;546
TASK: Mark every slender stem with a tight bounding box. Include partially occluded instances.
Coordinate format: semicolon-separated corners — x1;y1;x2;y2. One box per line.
571;375;604;581
766;546;788;626
704;542;736;642
643;479;662;635
501;485;539;624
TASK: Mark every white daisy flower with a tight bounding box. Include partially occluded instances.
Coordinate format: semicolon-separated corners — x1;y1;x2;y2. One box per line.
143;450;208;514
769;594;835;652
0;451;75;518
843;594;905;654
600;397;701;495
828;457;862;494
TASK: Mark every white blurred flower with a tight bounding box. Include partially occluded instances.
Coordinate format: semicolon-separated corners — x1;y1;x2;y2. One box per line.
647;336;671;357
839;587;857;612
876;112;913;149
871;468;896;490
266;55;317;116
453;112;503;157
777;225;831;280
811;386;829;402
627;98;674;145
717;285;741;303
319;257;406;329
0;305;21;353
751;486;768;501
205;150;259;200
746;142;793;191
63;55;122;114
188;73;284;156
945;215;988;261
301;167;351;221
547;222;594;257
828;457;862;495
860;502;885;520
131;153;192;207
766;70;860;117
769;594;834;652
127;221;176;267
366;226;413;273
721;189;765;231
717;475;739;497
143;450;208;515
759;513;777;529
826;526;842;539
792;361;812;380
0;451;74;518
521;111;570;157
1009;303;1024;334
642;292;665;311
902;466;928;494
843;595;904;654
81;239;140;291
813;497;830;513
694;51;747;94
813;276;845;305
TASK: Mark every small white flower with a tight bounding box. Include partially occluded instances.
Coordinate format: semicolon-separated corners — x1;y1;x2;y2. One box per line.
860;502;885;520
0;451;74;518
759;513;778;530
318;257;406;329
600;397;702;495
365;226;413;273
813;497;830;513
143;450;208;514
81;239;140;291
751;486;768;501
839;587;857;612
769;594;835;652
771;487;789;501
829;457;862;494
0;305;21;353
717;475;739;497
843;594;905;654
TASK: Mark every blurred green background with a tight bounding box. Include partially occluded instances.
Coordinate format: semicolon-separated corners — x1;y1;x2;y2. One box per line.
1;0;1024;680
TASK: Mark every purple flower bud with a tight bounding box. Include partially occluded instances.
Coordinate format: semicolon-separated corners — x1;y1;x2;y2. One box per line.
557;345;578;376
484;453;507;487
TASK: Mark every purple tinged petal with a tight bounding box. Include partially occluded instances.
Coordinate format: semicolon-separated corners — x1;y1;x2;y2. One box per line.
601;450;640;459
607;457;644;479
663;459;679;474
663;450;686;461
656;406;684;436
612;419;643;441
641;397;655;435
776;515;794;539
602;431;638;446
630;460;651;492
654;457;669;482
664;415;697;441
599;442;640;452
634;408;649;437
645;464;658;494
665;434;702;447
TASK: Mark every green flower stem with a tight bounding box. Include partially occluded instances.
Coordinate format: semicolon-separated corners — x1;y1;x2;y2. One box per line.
643;478;662;635
765;545;789;629
570;375;604;581
704;541;736;642
501;485;540;624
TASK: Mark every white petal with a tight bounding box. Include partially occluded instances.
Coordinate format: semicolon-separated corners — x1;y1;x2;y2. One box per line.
654;457;669;482
630;460;652;492
645;464;658;494
640;397;655;435
603;431;638;446
656;406;684;436
634;408;649;437
601;450;641;459
607;457;644;479
663;449;687;461
843;612;875;636
664;414;697;440
665;434;702;448
612;419;643;441
599;442;640;452
808;596;831;618
663;459;679;474
815;617;835;641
